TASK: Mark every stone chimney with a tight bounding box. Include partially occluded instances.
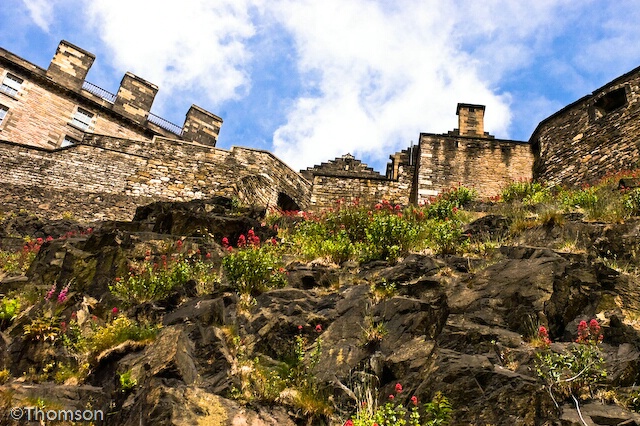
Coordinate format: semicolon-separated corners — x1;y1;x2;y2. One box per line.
182;105;223;147
46;40;95;90
113;72;158;122
456;103;486;137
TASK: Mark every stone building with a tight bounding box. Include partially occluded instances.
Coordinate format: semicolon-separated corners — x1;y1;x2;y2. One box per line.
2;40;640;221
303;104;533;206
530;65;640;187
0;40;222;149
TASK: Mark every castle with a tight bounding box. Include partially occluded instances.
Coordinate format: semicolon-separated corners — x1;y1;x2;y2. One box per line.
1;40;639;221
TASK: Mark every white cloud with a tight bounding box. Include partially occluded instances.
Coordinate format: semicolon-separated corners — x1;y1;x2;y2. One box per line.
21;0;56;32
86;0;260;107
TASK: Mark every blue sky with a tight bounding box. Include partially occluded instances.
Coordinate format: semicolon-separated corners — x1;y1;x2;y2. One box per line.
3;0;640;173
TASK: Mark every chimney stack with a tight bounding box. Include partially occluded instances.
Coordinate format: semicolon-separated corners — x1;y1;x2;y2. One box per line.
456;103;486;137
46;40;95;90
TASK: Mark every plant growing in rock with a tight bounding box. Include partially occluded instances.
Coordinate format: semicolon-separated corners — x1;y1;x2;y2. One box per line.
119;370;138;393
110;246;217;305
346;383;452;426
535;319;607;408
0;297;21;329
0;236;46;275
222;231;287;296
501;180;549;204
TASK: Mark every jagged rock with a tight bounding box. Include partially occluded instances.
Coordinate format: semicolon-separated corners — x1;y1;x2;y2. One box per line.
111;379;296;426
464;214;512;240
120;327;199;386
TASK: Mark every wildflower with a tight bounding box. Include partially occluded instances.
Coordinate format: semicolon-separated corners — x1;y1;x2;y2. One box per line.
71;312;77;319
112;307;119;315
176;240;183;249
238;234;246;247
538;325;551;345
395;383;403;393
115;277;121;282
36;237;44;245
395;204;401;210
45;284;57;301
389;394;394;400
315;324;322;333
227;246;233;252
375;203;382;210
46;236;54;242
60;321;67;331
298;325;303;331
344;420;354;426
271;238;277;246
57;285;70;303
206;252;212;258
411;396;418;405
222;237;229;247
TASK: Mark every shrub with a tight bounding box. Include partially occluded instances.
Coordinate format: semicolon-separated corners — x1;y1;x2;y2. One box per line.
87;316;160;355
427;219;464;255
222;235;286;295
0;297;21;328
623;188;640;216
501;180;549;204
119;370;138;393
347;383;452;426
535;319;607;400
110;254;216;305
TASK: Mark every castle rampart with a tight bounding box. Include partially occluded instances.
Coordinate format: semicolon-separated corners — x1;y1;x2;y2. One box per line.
531;66;640;187
0;134;311;221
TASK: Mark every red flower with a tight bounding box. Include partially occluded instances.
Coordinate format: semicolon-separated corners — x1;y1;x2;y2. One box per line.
112;307;119;315
206;252;212;258
388;394;394;400
36;237;44;245
315;324;322;333
271;238;277;246
46;236;54;242
395;383;403;393
222;237;229;247
115;277;121;282
411;395;418;405
344;420;353;426
238;234;246;247
298;325;303;330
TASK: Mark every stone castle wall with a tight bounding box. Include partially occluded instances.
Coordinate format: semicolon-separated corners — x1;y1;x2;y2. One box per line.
531;67;640;187
0;135;311;221
416;134;533;200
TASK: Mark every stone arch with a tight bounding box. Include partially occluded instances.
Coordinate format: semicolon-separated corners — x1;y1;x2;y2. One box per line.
277;192;300;211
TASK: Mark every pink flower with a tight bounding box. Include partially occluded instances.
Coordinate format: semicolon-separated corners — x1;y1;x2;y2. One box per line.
222;237;229;247
112;307;119;315
344;421;354;426
57;286;69;303
315;324;322;333
388;394;394;400
36;237;44;245
206;252;212;258
45;284;57;301
238;234;246;247
411;396;418;405
395;383;403;393
298;325;303;330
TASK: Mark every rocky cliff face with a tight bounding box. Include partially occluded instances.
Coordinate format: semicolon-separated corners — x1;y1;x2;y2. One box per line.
1;199;640;425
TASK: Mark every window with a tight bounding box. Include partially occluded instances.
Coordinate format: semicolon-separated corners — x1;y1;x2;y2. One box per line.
591;87;627;120
61;135;79;147
0;105;8;125
0;73;23;97
71;107;94;131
